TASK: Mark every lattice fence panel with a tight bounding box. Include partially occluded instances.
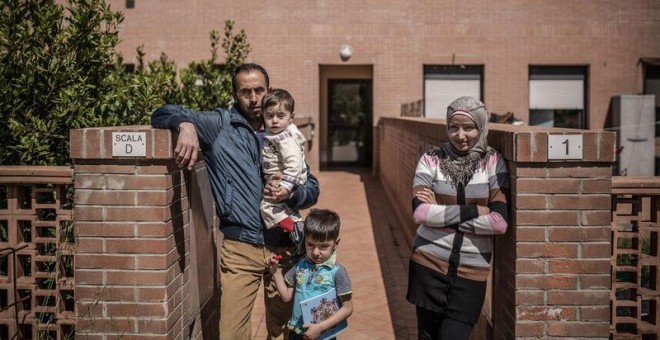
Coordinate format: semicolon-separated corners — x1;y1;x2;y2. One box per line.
0;168;75;340
612;191;660;339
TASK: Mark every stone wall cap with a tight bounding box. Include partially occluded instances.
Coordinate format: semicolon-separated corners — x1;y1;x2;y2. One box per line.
70;126;175;160
612;176;660;188
70;125;153;132
0;166;73;184
379;117;616;163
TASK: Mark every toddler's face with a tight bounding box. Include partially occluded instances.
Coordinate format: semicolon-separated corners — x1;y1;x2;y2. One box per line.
263;103;294;134
305;237;338;264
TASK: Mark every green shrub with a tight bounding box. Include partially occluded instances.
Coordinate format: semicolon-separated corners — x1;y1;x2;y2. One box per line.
175;22;251;111
0;0;250;166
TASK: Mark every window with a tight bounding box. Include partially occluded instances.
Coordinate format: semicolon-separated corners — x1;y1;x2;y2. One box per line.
641;59;660;175
529;66;588;129
424;65;483;119
194;64;225;86
642;61;660;136
123;64;135;73
126;0;135;9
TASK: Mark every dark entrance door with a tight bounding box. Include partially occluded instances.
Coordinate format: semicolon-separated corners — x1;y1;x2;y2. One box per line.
327;79;372;166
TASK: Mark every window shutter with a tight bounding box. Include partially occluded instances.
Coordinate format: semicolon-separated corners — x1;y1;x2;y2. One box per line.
424;78;481;119
529;77;584;110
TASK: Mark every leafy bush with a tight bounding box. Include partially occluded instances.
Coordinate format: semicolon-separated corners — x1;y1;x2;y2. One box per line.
175;22;250;111
0;0;250;166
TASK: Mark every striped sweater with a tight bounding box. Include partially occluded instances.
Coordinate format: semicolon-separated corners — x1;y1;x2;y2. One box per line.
411;149;510;282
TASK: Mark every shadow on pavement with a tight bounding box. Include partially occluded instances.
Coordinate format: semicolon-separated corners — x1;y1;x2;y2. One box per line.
330;167;418;339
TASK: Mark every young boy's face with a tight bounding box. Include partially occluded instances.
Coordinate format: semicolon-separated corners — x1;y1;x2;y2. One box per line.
305;237;338;264
263;103;294;134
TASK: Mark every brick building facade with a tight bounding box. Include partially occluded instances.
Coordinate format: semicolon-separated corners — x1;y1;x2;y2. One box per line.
109;0;660;170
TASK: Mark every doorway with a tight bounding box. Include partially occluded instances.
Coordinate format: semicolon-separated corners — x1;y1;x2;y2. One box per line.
326;79;372;166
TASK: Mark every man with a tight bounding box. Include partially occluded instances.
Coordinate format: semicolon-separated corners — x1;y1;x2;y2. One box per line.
151;63;319;339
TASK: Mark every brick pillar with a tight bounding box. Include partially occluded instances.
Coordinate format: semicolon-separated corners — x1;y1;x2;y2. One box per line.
377;118;616;338
489;128;616;339
70;126;215;338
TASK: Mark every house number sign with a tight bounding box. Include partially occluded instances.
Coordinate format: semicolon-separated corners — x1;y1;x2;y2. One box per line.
547;134;583;160
112;132;146;157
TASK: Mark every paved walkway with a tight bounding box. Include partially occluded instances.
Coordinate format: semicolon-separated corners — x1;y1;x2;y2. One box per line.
251;168;417;339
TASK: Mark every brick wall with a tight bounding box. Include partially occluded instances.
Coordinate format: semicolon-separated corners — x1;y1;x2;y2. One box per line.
70;126;218;339
68;119;617;337
376;117;615;338
106;0;660;170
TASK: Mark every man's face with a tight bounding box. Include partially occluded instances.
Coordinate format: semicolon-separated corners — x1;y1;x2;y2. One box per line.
233;71;267;121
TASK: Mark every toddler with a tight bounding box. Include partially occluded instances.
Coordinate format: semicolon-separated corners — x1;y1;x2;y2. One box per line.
260;88;308;234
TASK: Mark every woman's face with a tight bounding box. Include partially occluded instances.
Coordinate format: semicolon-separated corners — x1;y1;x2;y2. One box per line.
448;114;480;152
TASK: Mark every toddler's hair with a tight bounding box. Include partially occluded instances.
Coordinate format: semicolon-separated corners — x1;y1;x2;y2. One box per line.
304;209;340;242
261;88;294;113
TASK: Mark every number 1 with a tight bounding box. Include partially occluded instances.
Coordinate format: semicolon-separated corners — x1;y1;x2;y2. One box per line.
562;139;569;155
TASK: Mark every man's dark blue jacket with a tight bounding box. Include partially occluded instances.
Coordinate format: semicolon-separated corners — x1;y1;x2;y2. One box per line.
151;104;319;246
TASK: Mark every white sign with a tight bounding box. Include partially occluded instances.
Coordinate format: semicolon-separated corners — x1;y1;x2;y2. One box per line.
112;132;146;157
548;134;583;160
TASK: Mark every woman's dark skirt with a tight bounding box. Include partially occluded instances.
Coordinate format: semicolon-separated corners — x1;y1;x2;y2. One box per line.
406;260;487;324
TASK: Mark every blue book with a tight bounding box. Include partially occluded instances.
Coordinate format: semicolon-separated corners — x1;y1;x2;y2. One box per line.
300;288;348;340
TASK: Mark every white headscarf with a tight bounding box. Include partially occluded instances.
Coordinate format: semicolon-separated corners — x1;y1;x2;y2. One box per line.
436;96;495;189
446;96;490;156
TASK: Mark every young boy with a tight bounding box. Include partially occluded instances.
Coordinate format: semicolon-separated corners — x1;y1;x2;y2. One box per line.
267;209;353;340
260;88;308;237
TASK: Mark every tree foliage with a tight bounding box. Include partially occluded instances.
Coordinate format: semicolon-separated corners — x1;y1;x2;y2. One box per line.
0;0;250;166
176;22;251;111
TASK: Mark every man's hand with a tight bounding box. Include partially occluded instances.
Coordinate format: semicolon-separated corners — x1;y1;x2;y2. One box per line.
174;122;200;170
264;173;291;202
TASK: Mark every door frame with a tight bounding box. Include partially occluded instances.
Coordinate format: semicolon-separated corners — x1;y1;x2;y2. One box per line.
319;65;373;169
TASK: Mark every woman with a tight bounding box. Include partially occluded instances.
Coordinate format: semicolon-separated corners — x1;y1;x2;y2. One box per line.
407;96;510;339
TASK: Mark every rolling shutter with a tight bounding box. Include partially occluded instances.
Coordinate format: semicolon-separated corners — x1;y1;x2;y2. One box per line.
529;75;585;110
424;75;481;119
